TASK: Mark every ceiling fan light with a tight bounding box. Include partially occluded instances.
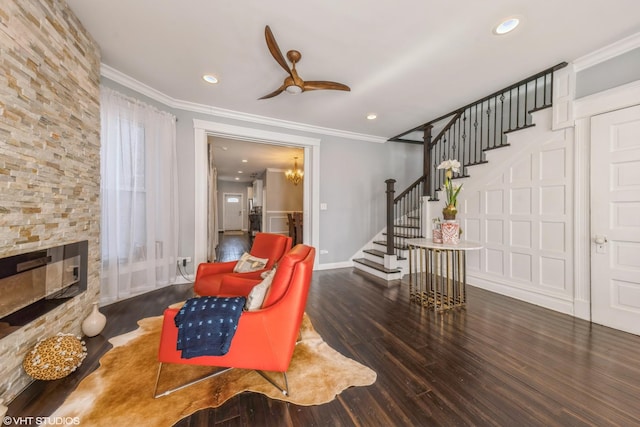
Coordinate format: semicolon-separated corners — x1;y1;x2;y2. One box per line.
285;85;303;94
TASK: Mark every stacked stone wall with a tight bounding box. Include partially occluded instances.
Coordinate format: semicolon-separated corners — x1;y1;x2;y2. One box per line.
0;0;100;402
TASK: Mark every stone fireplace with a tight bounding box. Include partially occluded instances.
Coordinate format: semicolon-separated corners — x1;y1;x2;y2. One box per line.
0;0;100;403
0;242;88;340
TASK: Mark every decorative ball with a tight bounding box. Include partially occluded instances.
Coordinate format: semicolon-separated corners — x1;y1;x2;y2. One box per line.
23;333;87;380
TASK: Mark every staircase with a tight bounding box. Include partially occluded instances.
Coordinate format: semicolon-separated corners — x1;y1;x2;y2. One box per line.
353;62;567;281
352;212;421;280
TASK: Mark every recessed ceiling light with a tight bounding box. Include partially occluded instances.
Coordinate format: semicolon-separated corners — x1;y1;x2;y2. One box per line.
221;146;228;151
234;177;240;180
202;74;219;84
237;170;243;174
367;113;377;120
494;17;520;35
241;159;248;163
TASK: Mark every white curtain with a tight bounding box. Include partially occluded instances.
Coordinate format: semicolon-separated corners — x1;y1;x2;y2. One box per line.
100;86;179;304
207;142;219;261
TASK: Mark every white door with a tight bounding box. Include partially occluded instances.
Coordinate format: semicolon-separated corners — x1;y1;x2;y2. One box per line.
223;193;243;231
591;104;640;335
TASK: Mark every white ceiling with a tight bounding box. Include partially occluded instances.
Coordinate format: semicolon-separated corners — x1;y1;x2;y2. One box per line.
67;0;640;141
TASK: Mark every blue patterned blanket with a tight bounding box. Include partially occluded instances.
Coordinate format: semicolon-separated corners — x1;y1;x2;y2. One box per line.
174;296;246;359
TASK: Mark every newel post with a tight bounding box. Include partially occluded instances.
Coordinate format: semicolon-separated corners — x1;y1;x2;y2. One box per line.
385;179;396;255
423;124;433;197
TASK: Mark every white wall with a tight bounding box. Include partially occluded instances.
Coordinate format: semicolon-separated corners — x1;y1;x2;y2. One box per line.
576;46;640;98
319;136;422;263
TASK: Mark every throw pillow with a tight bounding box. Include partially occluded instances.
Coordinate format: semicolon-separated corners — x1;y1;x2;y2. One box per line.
233;252;268;273
244;268;276;311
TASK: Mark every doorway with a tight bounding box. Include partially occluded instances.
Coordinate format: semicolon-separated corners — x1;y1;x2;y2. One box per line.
222;193;244;231
590;104;640;335
193;119;321;267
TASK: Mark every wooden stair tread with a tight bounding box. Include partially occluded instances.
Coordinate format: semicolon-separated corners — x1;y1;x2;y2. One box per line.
383;232;423;239
394;224;420;230
374;240;409;251
363;249;406;261
353;258;401;274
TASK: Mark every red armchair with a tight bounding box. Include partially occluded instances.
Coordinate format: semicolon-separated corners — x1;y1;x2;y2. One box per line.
193;232;292;296
154;244;316;398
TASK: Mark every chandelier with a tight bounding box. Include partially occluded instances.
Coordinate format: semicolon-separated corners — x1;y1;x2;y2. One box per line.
285;157;304;185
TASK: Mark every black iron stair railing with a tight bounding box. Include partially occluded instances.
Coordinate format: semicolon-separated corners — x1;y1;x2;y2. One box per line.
382;62;567;257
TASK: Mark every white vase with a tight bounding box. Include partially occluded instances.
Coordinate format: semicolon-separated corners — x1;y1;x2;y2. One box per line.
82;302;106;337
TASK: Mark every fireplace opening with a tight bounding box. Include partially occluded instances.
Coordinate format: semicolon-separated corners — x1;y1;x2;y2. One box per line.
0;241;88;339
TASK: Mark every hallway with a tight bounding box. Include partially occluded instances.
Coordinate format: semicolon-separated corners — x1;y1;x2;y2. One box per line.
216;231;251;262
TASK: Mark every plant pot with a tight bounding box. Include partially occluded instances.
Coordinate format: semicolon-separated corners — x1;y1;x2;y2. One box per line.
442;204;457;221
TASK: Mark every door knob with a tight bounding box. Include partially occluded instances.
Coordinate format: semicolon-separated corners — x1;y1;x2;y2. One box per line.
594;235;608;245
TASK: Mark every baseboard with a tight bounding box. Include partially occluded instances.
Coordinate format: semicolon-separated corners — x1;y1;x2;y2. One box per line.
573;299;591;321
468;274;575;316
317;261;353;270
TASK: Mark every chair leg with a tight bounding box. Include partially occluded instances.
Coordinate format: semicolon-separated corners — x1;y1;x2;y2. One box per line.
153;362;233;398
256;370;289;396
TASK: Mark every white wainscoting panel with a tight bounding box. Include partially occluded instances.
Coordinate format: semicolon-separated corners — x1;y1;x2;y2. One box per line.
511;220;532;248
486;248;505;275
485;189;505;214
511;252;533;282
511;188;532;214
540;257;567;290
465;218;481;242
486;219;504;244
265;212;289;235
540;186;566;215
457;108;574;314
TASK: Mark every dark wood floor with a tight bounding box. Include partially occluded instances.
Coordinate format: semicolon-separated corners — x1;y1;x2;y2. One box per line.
9;232;640;426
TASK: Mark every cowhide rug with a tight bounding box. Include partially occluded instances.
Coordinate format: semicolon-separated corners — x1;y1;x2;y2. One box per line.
51;313;376;426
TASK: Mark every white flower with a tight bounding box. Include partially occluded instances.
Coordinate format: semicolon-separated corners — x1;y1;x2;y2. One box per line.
437;159;461;173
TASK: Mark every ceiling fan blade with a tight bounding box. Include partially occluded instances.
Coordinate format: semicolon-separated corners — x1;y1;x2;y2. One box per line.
303;81;351;92
258;85;285;100
264;26;293;77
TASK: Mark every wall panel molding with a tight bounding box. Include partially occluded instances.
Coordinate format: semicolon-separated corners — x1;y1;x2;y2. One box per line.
459;109;574;313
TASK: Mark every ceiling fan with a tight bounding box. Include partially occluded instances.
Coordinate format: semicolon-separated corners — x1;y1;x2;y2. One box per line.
259;25;351;100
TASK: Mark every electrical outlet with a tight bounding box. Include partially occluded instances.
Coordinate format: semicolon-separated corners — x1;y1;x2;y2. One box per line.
177;257;192;265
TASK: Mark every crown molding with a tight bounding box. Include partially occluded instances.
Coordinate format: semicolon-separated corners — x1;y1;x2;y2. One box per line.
101;64;176;107
100;64;387;144
573;32;640;72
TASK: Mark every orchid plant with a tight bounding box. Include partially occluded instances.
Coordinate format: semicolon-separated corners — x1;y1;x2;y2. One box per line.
437;159;463;207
